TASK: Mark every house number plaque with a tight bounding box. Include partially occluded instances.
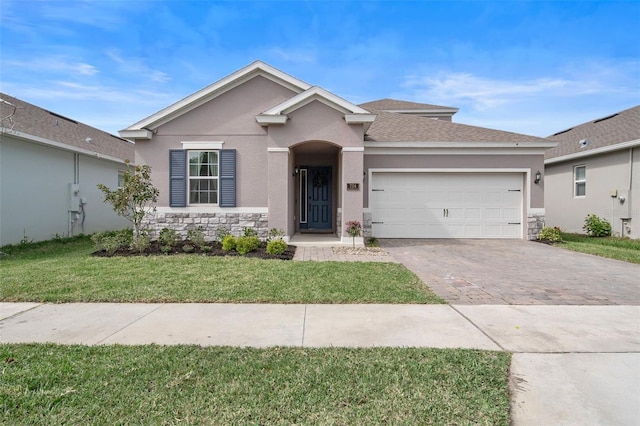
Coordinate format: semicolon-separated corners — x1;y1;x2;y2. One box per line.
347;183;360;191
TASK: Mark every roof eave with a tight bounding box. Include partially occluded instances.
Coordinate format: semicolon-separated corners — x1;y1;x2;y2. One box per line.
364;141;558;148
545;139;640;164
255;115;288;126
119;129;153;140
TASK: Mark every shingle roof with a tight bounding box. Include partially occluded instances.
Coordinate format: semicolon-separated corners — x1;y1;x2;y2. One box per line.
365;108;550;143
359;98;456;111
546;105;640;159
0;93;134;162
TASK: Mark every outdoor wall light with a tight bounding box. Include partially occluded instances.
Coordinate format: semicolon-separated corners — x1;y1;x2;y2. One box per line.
534;170;541;184
293;166;299;176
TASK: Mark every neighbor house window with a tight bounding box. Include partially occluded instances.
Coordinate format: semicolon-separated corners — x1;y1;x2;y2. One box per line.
574;165;586;197
188;151;219;204
117;170;125;189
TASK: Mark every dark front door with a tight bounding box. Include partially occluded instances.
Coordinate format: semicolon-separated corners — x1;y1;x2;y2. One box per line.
307;166;332;229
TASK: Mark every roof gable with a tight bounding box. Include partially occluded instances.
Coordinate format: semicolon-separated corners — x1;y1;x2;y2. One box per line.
120;60;311;138
256;86;376;129
546;105;640;160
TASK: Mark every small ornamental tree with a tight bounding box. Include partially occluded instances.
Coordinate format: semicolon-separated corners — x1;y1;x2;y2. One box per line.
97;160;159;243
345;220;362;248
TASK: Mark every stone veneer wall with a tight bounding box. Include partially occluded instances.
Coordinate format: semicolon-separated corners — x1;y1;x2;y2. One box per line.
336;210;341;237
362;211;373;237
527;213;545;240
142;211;269;240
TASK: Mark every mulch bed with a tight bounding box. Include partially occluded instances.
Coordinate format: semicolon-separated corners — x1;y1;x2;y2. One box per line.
93;240;296;260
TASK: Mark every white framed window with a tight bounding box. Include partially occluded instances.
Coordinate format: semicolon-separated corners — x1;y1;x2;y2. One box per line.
117;170;125;189
574;165;586;197
188;151;219;204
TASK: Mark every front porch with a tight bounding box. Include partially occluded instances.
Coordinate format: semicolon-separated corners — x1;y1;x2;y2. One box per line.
288;232;364;247
268;140;365;245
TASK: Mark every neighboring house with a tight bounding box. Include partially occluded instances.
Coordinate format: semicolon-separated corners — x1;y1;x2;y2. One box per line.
545;106;640;239
0;93;134;246
120;61;555;244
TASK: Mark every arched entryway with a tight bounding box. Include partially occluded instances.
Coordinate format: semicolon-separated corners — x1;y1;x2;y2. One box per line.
291;141;340;234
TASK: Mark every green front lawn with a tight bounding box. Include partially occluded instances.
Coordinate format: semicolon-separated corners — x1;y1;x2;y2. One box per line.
558;233;640;264
0;237;443;304
0;344;511;425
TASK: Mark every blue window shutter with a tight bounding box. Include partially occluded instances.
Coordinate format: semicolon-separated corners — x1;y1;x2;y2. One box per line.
219;149;236;207
169;150;186;207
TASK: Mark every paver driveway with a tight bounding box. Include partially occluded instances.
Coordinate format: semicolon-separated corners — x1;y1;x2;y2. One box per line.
380;239;640;305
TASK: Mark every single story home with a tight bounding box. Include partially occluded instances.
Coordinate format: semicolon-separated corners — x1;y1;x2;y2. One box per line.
120;61;555;244
0;93;134;246
545;105;640;238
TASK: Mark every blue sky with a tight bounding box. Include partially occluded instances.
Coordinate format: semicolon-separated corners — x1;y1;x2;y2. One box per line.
1;0;638;137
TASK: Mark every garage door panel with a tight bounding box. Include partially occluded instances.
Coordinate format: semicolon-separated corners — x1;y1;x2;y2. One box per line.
465;192;482;203
463;208;482;219
503;208;520;220
371;172;523;239
485;225;503;238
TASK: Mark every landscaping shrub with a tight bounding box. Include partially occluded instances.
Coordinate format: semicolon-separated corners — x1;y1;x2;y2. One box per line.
130;231;151;253
221;235;236;252
243;227;259;238
158;227;181;247
187;226;207;249
91;229;133;255
266;239;288;255
236;236;260;255
266;228;285;242
216;226;231;243
538;226;562;243
583;214;612;237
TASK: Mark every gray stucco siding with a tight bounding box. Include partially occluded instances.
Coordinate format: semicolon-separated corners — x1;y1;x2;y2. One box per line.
0;135;129;245
545;148;639;238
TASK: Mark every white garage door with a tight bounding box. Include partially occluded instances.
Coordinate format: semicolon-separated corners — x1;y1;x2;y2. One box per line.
370;172;523;238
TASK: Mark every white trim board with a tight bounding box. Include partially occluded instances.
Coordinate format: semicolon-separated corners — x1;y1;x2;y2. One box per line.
181;141;224;150
154;207;268;214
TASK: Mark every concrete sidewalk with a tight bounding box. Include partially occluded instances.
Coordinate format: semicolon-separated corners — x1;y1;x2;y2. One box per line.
1;302;639;425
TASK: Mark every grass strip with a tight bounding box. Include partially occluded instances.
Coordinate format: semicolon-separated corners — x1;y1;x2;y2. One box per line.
558;233;640;264
0;344;510;425
0;237;443;304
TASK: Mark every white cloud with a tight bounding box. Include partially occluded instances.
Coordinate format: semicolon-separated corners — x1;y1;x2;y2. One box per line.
402;60;639;114
106;51;170;83
4;57;99;76
1;79;179;134
265;47;318;64
403;73;582;111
